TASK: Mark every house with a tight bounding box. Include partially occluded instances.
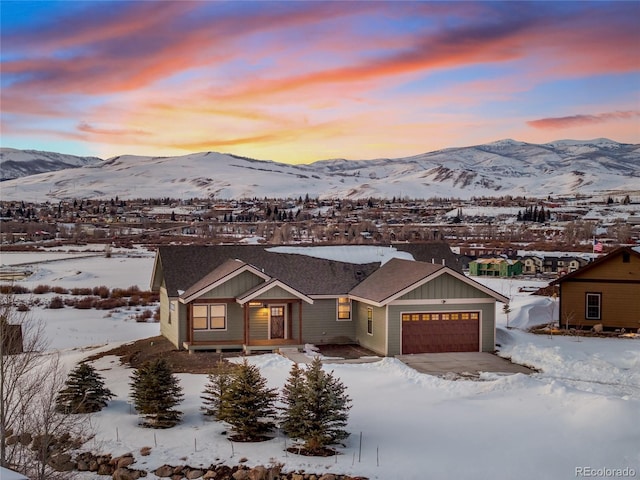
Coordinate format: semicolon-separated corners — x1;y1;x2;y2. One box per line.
521;255;588;275
150;245;508;356
550;247;640;331
468;258;522;277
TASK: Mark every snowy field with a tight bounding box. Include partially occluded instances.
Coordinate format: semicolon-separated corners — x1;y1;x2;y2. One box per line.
2;246;639;479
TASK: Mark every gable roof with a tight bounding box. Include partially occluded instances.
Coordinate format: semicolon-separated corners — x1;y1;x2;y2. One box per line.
236;278;314;305
349;258;443;305
152;245;379;297
349;257;509;306
550;246;640;285
179;259;270;303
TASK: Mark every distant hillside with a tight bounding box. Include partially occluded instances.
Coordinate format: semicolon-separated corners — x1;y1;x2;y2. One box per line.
0;139;638;201
0;148;103;181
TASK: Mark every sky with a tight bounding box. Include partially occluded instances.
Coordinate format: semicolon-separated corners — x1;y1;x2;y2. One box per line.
1;1;639;164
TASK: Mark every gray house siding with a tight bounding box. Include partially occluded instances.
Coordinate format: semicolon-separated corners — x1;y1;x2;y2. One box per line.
302;299;357;345
198;271;264;299
398;272;493;301
354;301;387;356
160;285;189;349
192;302;244;342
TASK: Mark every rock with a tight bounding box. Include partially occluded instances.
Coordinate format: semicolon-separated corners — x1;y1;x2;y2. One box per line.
592;323;603;333
186;469;205;479
172;475;184;480
203;470;217;479
48;453;76;472
19;432;32;445
232;469;250;480
117;454;135;468
248;466;268;480
113;467;143;480
140;446;152;456
155;465;175;478
89;460;100;471
77;460;89;471
98;463;115;476
319;475;336;480
291;475;304;480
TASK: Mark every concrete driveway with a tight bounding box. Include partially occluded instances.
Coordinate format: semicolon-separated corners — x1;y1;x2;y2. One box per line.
396;352;534;377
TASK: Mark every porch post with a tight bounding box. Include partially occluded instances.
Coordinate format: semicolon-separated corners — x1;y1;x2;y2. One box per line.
298;300;302;345
187;304;192;344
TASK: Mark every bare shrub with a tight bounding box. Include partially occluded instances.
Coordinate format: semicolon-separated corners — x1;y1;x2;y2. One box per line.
92;286;110;299
33;285;51;295
70;288;92;296
51;286;69;295
48;297;64;309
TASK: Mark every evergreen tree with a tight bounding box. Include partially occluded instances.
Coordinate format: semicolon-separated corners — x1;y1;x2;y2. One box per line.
201;361;236;420
55;362;114;414
280;363;307;440
281;357;351;454
218;359;277;441
130;359;183;428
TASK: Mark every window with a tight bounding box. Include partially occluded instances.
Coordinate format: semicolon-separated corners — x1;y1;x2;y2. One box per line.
585;293;601;320
622;252;630;263
367;307;373;335
193;304;226;330
337;297;351;320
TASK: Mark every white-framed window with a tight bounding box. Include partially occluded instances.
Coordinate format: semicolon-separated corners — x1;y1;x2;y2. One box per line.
337;297;352;321
367;307;373;335
193;304;227;330
585;293;601;320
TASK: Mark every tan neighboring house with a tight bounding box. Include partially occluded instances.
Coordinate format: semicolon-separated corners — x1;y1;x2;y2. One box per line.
550;247;640;331
150;245;508;355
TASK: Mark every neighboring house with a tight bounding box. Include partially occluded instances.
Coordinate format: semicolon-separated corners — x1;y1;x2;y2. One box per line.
521;255;588;275
151;245;508;356
521;255;543;274
468;258;522;277
550;247;640;331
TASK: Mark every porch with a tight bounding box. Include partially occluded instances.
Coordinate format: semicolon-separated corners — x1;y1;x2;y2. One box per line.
182;339;304;354
184;297;306;354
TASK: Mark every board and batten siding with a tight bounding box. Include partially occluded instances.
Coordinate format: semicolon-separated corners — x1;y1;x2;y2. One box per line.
386;272;497;355
354;302;387;356
197;270;264;299
302;299;357;345
398;272;494;300
386;302;496;355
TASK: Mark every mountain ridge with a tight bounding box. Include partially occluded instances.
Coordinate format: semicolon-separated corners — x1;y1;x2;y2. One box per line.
0;139;638;201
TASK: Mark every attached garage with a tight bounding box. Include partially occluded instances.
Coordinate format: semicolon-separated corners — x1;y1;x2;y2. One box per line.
401;311;480;354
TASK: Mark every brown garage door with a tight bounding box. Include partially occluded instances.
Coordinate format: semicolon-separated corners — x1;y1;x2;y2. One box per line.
401;312;479;354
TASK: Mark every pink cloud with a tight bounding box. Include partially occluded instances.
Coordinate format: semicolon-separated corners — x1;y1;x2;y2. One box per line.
527;111;640;130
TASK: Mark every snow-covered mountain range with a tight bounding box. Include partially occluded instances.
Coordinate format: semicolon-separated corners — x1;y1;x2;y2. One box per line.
1;139;638;201
0;148;102;181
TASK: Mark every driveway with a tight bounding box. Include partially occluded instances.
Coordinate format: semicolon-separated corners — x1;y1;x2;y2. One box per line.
396;352;534;377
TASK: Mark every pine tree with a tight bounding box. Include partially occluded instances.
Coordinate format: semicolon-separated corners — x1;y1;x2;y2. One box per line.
130;359;183;428
201;360;236;420
218;359;277;441
281;357;351;455
55;362;114;414
280;362;307;440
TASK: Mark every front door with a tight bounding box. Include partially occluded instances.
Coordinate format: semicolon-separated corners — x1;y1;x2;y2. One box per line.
269;305;286;339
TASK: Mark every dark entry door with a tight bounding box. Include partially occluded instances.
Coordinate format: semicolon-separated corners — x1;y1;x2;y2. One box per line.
270;306;285;339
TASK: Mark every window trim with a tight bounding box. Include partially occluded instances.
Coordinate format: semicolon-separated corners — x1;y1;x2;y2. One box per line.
367;307;373;336
337;297;352;321
585;293;601;321
192;303;227;331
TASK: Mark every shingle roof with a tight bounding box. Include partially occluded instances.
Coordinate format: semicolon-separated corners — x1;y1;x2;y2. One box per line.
154;245;380;297
180;258;261;300
550;246;640;285
349;257;444;304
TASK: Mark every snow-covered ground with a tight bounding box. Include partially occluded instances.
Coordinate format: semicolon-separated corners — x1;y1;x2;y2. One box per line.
2;248;639;479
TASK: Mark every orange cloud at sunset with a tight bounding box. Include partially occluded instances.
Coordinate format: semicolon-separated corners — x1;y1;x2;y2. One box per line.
1;1;638;162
